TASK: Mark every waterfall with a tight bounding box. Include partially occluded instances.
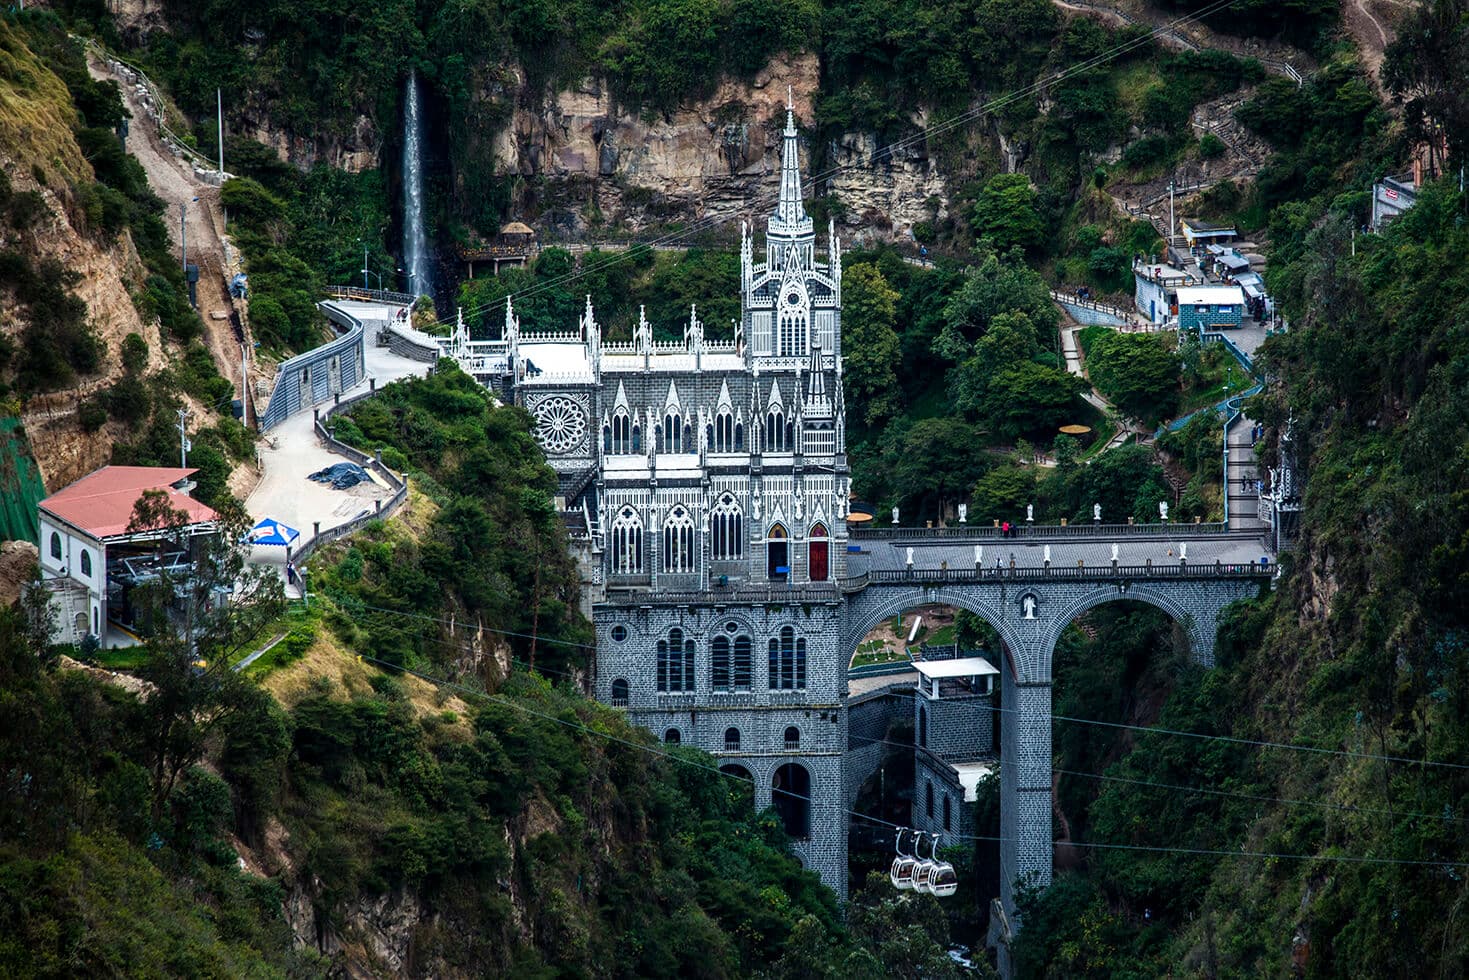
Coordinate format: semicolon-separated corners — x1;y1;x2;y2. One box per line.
401;71;430;299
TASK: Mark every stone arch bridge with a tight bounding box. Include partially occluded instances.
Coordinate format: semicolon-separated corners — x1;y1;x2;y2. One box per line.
593;522;1273;936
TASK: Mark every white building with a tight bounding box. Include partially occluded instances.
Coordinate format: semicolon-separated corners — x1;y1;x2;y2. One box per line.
37;466;220;647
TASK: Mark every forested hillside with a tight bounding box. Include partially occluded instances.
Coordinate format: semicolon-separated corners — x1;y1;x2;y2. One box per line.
4;0;1469;975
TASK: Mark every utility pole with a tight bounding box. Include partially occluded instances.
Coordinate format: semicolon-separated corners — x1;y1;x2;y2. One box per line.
180;201;187;273
362;241;369;290
1168;179;1176;242
216;88;224;176
240;343;249;425
176;408;191;467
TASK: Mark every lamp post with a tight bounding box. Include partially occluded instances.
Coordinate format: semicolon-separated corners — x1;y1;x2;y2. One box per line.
360;240;369;290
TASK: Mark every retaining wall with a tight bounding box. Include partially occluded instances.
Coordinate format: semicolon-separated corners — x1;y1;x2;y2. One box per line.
258;301;368;431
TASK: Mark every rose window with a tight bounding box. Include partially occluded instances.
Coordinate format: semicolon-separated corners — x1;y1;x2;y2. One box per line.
534;397;586;454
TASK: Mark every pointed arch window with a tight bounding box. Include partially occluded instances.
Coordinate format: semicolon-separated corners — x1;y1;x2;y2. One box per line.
711;493;744;561
610;506;643;575
766;523;788;580
808;522;829;582
611;411;631;454
657;626;695;693
662;505;696;574
663;409;682;453
602;422;612;453
768;625;806;691
765;408;786;452
714;410;735;452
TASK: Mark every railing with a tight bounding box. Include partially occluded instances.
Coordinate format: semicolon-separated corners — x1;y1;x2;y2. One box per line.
325;284;416;305
846;562;1273;586
602;583;843;606
258;301;368;431
1050;289;1130;322
79;39;231;183
850;521;1235;540
291;392;410;564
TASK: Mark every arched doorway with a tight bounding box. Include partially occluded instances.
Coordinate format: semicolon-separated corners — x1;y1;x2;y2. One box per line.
767;524;788;580
719;763;752;782
808;522;829;582
772;762;811;840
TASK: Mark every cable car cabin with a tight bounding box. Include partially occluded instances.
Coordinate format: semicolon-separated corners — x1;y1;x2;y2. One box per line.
890;829;917;890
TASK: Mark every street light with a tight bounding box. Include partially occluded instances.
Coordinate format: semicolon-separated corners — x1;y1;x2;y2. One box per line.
362;268;386;289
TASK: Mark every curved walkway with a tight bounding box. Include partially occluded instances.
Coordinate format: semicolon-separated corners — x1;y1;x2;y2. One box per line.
245;300;430;594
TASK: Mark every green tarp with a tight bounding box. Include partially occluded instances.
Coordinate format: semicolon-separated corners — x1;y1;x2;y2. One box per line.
0;418;45;545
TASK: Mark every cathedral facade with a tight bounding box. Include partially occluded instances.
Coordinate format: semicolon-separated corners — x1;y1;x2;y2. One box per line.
499;106;854;893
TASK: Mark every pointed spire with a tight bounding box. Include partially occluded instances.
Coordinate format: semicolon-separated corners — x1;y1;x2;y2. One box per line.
775;96;808;229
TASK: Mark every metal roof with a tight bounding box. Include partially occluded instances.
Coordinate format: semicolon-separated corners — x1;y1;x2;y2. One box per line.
39;466;219;540
913;656;999;678
1176;285;1246;306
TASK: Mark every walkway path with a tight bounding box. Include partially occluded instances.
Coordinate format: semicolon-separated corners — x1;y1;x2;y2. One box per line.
245;301;430;594
85;48;244;395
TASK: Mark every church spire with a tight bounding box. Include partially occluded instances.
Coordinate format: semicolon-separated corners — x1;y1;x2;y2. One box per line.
776;87;807;229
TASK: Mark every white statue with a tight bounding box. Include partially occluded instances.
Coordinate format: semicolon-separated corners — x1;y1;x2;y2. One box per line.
958;504;968;524
1111;543;1120;562
1043;545;1051;564
1026;503;1034;522
794;490;804;520
974;544;983;566
905;547;915;567
1159;500;1169;521
1022;594;1038;620
892;506;900;525
1094;503;1102;522
1180;542;1188;560
752;486;762;520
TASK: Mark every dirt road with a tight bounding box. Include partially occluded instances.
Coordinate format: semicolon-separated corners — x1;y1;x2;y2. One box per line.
86;52;244;399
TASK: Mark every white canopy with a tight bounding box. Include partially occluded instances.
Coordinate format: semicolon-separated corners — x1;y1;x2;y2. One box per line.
1176;285;1245;307
914;657;999;679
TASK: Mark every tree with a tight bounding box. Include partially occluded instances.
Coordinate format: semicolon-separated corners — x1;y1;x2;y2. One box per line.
970;173;1044;253
886;418;990;522
970;465;1036;525
976;360;1085;440
938;246;1057;358
842;263;903;428
124;491;283;819
951;310;1044;416
1085;330;1181;425
1384;0;1469;171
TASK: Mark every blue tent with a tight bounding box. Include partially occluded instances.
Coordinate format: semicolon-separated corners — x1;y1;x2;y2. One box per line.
249;517;300;546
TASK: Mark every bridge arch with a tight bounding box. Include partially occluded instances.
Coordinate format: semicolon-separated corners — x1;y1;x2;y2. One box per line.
1037;582;1208;676
842;585;1029;676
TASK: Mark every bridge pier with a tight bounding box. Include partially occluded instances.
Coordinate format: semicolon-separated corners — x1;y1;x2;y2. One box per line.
999;664;1054;917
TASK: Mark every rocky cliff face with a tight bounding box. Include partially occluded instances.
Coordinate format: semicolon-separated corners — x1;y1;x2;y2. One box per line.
487;52;953;239
1;166;168;494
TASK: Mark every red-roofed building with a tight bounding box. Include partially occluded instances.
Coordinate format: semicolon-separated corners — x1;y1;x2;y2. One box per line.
37;466;221;646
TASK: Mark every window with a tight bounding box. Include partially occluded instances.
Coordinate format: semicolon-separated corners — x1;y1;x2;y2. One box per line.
610;506;644;575
611;411;631;453
724;727;741;752
772;763;811;839
926;782;934;819
732;635;752;691
767;524;788;580
610;678;629;706
79;550;92;578
711;493;744;560
714;410;735;452
656;627;695;693
602;423;612;452
918;705;927;748
784;726;800;750
49;532;61;561
808;523;829;582
711;628;752;691
662;505;696;574
765;408;786;452
663;410;682;453
943;795;952;832
631;423;642;453
768;626;806;691
610;625;628;642
664;728;681;745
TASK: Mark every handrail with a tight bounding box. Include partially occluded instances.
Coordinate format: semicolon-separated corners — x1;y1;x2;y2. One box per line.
257;301;367;431
325;284;416;305
850;522;1235;539
79;38;231;182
